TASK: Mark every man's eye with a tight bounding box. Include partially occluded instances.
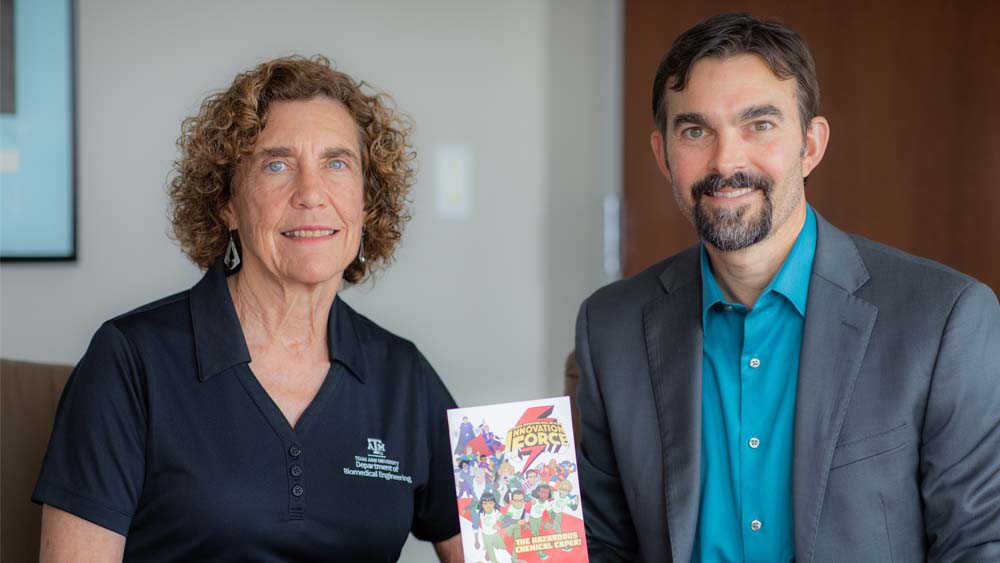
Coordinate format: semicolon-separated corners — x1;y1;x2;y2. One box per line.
328;160;345;170
266;161;287;172
753;121;773;132
683;127;704;139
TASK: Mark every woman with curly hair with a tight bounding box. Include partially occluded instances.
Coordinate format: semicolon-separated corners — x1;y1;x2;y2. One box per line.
34;56;462;562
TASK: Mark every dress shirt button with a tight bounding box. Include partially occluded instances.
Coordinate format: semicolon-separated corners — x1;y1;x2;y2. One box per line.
748;437;760;449
292;485;304;497
750;519;762;532
724;305;734;312
289;445;302;458
749;357;761;369
290;465;303;477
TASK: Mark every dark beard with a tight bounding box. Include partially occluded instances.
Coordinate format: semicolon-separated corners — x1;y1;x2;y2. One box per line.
691;171;774;252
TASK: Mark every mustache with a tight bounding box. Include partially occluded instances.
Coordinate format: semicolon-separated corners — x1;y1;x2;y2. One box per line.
692;171;773;197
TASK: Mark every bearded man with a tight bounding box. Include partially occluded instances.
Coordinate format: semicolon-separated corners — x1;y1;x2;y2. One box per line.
575;12;1000;563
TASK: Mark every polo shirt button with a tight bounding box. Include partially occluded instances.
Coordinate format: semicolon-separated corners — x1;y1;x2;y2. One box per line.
749;357;761;369
748;437;760;449
292;485;304;497
290;465;303;477
289;445;301;458
750;519;763;532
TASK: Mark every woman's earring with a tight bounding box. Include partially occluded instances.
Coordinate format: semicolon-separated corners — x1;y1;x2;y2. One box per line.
224;230;241;270
358;231;366;265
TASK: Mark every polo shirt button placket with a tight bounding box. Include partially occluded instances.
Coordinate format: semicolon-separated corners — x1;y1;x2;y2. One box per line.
288;444;305;520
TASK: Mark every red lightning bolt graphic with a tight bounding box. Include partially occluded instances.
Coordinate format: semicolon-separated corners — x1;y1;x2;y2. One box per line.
515;405;556;472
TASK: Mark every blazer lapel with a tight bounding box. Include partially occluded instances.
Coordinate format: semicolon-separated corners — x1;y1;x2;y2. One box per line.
793;214;878;563
644;246;702;563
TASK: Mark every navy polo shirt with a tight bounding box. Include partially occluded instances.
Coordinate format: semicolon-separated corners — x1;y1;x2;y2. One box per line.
33;261;460;561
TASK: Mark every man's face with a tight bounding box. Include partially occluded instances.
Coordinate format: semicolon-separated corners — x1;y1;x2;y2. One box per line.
537;486;550;501
651;54;827;253
527;472;539;486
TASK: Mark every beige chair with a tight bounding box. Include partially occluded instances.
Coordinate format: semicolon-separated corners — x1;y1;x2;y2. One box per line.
1;359;73;563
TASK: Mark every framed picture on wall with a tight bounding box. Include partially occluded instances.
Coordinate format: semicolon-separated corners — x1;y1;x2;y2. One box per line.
0;0;76;261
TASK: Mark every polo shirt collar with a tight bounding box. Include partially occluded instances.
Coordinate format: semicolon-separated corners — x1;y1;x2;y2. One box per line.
190;260;366;383
700;205;818;322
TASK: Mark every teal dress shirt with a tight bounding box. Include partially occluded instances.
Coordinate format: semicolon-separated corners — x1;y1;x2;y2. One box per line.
692;207;817;563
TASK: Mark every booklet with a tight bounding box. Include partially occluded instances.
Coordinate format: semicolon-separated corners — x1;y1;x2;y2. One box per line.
447;396;589;563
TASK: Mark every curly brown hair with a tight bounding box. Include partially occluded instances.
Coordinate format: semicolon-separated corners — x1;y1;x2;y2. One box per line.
168;55;414;284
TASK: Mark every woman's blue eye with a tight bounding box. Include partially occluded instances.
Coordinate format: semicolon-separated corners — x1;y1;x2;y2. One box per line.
328;160;345;170
267;161;286;172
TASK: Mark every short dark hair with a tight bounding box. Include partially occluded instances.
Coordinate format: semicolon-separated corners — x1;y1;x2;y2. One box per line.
652;13;819;136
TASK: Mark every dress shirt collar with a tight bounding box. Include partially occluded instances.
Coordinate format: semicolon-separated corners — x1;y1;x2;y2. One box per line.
701;205;818;322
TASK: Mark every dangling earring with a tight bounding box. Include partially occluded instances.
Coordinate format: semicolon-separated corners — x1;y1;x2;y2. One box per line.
224;230;241;270
358;230;366;264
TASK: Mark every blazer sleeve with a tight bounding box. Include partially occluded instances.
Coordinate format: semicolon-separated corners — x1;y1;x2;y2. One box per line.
921;281;1000;562
575;298;638;562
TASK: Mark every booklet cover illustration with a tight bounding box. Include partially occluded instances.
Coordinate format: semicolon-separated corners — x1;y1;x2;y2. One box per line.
447;396;589;563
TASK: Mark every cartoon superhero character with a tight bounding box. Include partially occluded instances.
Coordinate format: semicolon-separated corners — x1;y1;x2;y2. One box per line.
524;469;541;496
554;460;577;482
528;484;554;560
550;480;580;547
468;467;497;548
456;459;475;499
458;445;478;465
455;416;476;455
479;423;504;455
539;458;558;484
500;489;530;563
476;492;510;563
494;461;523;506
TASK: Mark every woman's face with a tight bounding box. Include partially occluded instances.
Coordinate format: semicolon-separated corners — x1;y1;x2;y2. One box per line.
226;97;365;288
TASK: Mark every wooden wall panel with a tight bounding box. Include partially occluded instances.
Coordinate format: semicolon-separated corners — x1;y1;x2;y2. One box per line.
624;0;1000;293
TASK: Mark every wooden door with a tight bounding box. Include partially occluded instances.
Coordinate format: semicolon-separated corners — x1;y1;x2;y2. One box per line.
624;1;1000;293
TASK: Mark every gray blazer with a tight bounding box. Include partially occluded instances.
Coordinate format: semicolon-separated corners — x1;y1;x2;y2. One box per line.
575;213;1000;563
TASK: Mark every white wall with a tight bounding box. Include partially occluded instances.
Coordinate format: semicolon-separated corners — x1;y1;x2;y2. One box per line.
0;0;620;560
